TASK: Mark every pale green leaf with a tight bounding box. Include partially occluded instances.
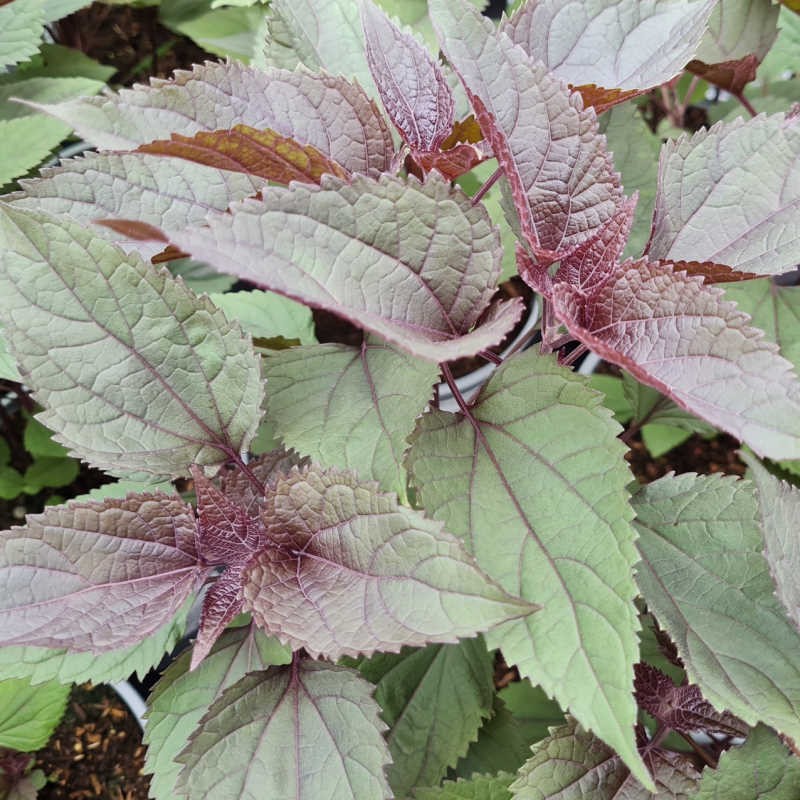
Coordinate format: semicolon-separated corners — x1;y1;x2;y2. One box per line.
0;600;190;685
509;718;701;799
600;104;661;260
0;117;69;187
497;680;565;745
0;677;69;751
165;5;265;62
693;724;800;799
72;479;176;503
0;327;22;382
632;472;800;744
0;206;264;479
0;0;44;72
695;0;780;66
743;453;800;634
587;374;634;425
415;773;514;800
648;112;800;275
263;340;437;495
144;625;291;800
0;76;103;120
169;258;235;294
640;425;693;458
175;660;392;800
407;349;647;787
759;6;800;83
7;43;114;83
355;640;494;796
209;290;316;346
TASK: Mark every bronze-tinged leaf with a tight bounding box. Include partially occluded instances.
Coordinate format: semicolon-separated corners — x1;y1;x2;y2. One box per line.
411;143;487;180
138;125;350;185
94;218;169;242
571;84;646;115
686;56;759;97
668;259;760;283
440;115;484;149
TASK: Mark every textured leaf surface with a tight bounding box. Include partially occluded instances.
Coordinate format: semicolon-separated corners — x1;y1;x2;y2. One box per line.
144;625;290;800
362;2;453;151
550;258;800;459
693;724;800;800
175;660;392;800
243;466;535;658
415;773;514;800
139;125;349;184
0;327;21;383
8;152;266;245
0;0;44;71
406;350;648;786
37;61;393;175
431;0;622;263
648;113;800;275
632;473;800;743
0;600;189;685
0;206;264;478
694;0;779;67
0;493;203;651
263;0;377;99
355;640;494;796
743;453;800;633
502;0;716;93
510;718;701;799
170;173;523;362
0;677;69;751
263;340;437;494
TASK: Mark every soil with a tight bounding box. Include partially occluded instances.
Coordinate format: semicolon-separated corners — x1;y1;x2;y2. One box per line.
33;683;150;800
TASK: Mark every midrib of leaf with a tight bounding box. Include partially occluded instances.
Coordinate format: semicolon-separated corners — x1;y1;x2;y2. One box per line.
20;229;233;454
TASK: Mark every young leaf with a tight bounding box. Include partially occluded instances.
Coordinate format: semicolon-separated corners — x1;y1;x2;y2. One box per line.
175;660;392;800
190;467;268;668
498;680;566;745
692;724;800;800
361;2;454;152
138;125;349;184
415;773;514;800
144;625;291;800
0;600;190;685
0;493;204;652
0;206;264;478
430;0;622;264
406;350;648;788
0;0;44;71
509;718;701;799
23;416;68;459
742;453;800;634
502;0;717;95
0;677;69;751
35;61;393;175
632;473;800;745
169;173;523;362
242;465;536;659
648;112;800;275
263;340;438;494
549;258;800;460
355;640;495;796
8;152;266;245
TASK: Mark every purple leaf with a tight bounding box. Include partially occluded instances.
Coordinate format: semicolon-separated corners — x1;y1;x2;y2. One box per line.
634;663;747;738
0;494;205;652
168;173;524;362
550;258;800;459
361;2;453;152
241;466;537;659
430;0;622;264
34;61;394;176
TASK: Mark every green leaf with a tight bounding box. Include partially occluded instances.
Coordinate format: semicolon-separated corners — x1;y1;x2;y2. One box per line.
0;467;25;500
694;0;780;66
415;773;514;800
693;724;800;799
0;76;103;120
0;206;264;479
21;456;78;493
163;5;265;62
759;6;800;83
497;680;565;745
0;0;44;71
587;374;634;425
0;116;69;188
637;615;686;686
0;677;69;751
453;697;533;778
509;718;701;799
600;104;662;260
263;341;437;495
144;625;291;800
406;349;648;787
9;43;114;81
24;415;68;459
355;640;495;796
0;326;21;382
632;473;800;744
0;597;190;685
168;258;236;294
209;290;316;346
640;424;693;458
175;660;392;799
73;479;176;503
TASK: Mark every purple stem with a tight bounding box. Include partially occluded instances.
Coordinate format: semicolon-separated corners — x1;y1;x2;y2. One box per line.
471;167;503;206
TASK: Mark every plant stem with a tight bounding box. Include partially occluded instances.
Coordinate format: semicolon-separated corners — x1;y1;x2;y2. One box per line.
228;449;265;495
677;732;718;768
471;167;502;206
478;349;502;366
441;362;473;416
735;92;758;118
